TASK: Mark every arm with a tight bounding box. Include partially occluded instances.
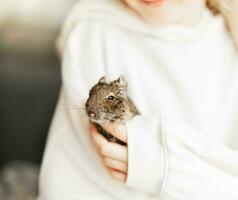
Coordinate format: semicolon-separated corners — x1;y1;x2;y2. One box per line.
125;114;166;195
91;114;165;194
60;20;108;136
61;20;130;185
38;21;115;199
124;114;238;197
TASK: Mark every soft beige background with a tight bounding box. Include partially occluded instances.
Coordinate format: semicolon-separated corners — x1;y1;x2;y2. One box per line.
0;0;77;54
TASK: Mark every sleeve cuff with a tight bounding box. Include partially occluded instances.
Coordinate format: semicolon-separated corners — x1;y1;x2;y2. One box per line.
125;115;166;194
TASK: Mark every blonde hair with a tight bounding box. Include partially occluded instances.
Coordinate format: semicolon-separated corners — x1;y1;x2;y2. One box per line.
207;0;238;48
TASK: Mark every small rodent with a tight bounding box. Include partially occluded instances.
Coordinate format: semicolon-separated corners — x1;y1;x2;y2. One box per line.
85;75;140;146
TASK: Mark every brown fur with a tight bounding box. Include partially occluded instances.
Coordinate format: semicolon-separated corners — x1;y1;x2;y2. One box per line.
85;75;139;124
85;75;139;145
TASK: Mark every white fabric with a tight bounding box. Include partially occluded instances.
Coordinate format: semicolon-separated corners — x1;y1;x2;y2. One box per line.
38;0;238;199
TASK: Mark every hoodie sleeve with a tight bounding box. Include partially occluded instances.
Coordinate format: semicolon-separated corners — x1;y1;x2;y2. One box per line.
125;114;167;195
125;114;238;198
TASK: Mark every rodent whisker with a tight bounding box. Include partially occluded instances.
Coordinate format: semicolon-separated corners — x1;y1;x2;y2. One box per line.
113;105;122;113
70;106;86;112
76;107;86;110
78;112;87;116
69;108;87;116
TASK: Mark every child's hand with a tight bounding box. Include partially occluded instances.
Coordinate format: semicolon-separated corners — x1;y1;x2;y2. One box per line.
89;123;128;182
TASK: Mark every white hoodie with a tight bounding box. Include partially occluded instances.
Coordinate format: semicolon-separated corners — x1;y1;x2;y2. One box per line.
38;0;238;199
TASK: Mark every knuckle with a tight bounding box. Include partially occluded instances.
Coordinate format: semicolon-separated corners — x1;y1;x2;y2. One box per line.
107;167;114;174
104;157;110;165
104;158;113;168
109;169;116;175
100;145;109;156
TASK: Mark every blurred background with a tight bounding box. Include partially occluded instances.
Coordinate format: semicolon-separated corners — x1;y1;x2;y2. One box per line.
0;0;78;199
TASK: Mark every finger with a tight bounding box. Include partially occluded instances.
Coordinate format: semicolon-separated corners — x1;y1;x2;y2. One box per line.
92;132;128;162
90;125;103;152
103;157;128;173
88;123;95;135
101;123;127;143
107;167;127;182
90;123;96;133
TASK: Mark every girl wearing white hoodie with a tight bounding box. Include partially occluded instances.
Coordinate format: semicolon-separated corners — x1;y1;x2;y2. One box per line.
38;0;238;199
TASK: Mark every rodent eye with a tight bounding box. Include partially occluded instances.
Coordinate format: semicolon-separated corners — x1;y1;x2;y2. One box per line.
107;95;115;100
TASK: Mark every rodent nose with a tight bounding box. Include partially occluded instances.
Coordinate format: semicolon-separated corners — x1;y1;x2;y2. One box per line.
88;110;95;118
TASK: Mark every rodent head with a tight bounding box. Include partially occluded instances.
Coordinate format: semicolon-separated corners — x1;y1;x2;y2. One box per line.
86;75;128;123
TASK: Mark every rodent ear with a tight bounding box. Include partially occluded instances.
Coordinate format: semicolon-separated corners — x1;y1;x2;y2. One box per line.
116;75;127;88
98;76;107;84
